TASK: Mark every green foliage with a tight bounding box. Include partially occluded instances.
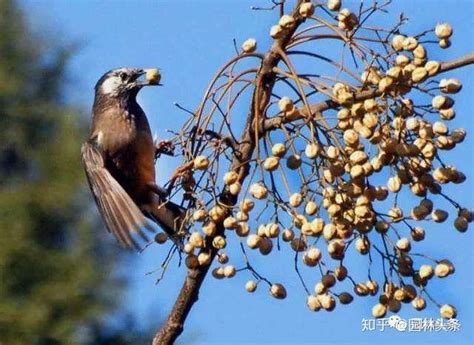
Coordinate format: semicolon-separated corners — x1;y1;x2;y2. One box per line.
0;1;130;344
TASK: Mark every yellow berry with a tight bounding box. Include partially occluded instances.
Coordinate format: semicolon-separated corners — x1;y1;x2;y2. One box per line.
193;155;209;170
212;236;226;249
223;171;238;185
307;295;321;311
241;38;257;53
198;252;212;266
223;265;236;278
250;183;268;199
440;304;457;319
299;2;315;17
435;23;453;39
189;232;204;248
327;0;341;11
372;303;387;318
270;283;287;299
271;143;287;157
279;15;295;29
145;68;161;84
263;156;280;171
245;280;257;292
278;96;294;112
247;234;261;249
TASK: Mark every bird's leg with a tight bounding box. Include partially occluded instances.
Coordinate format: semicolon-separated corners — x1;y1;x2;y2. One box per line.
155;139;175;159
147;182;170;199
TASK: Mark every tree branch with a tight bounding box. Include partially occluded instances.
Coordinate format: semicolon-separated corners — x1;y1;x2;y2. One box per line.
152;2;305;344
263;52;474;132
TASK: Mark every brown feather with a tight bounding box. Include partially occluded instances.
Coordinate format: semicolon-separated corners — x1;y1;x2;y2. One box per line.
81;141;154;249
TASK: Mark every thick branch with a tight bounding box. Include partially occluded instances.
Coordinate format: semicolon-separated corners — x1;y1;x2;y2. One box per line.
151;261;213;345
263;52;474;132
439;52;474;73
153;2;305;344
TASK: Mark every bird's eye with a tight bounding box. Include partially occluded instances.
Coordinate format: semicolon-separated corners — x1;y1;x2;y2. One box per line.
119;72;127;81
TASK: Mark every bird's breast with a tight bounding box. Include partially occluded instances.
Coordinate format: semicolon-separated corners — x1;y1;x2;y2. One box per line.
92;106;156;202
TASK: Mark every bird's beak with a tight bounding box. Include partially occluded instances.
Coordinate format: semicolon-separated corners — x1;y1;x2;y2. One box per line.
135;68;162;87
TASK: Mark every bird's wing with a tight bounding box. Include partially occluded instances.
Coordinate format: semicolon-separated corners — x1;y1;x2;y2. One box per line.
81;141;155;249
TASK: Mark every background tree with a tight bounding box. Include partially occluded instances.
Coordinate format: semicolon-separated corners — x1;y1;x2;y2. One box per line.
143;0;474;343
0;1;144;344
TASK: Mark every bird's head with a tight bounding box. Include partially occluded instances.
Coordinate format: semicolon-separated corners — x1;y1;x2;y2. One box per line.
94;67;161;99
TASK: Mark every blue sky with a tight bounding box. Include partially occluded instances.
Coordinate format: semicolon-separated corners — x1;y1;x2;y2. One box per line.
24;1;473;344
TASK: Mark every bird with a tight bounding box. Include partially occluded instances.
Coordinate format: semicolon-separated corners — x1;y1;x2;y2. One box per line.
81;67;184;250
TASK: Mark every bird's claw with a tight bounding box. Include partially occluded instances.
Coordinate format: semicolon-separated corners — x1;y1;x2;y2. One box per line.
155;140;175;158
147;182;170;199
166;162;194;195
